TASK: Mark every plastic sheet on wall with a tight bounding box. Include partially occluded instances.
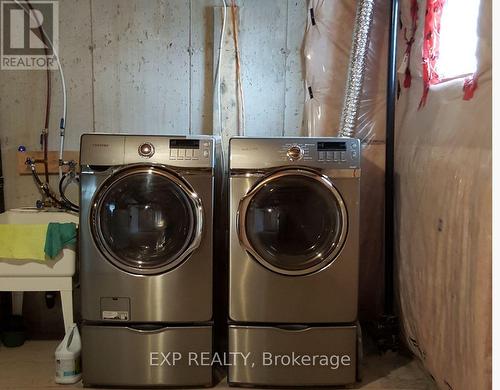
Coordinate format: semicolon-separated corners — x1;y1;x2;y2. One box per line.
395;0;492;388
302;0;389;319
303;0;357;137
303;0;388;142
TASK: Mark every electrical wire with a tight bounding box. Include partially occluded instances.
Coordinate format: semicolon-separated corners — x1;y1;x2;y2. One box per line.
42;78;50;184
213;1;229;233
41;45;51;185
214;0;227;137
230;0;245;136
13;0;68;180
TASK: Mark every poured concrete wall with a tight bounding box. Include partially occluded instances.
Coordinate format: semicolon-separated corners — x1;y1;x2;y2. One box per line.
0;0;307;209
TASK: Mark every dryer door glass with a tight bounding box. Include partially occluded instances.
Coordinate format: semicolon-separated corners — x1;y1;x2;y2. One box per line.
242;172;347;275
93;167;199;274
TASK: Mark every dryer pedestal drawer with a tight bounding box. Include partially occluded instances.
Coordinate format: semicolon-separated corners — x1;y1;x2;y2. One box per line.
82;324;213;388
228;325;357;387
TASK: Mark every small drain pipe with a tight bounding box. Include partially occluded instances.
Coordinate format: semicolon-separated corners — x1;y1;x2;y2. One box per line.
338;0;375;138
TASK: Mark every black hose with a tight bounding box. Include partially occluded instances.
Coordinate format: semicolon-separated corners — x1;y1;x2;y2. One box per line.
28;160;62;207
58;172;79;211
27;159;78;212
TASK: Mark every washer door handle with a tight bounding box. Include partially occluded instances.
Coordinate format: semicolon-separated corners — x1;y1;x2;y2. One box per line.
274;324;310;332
127;324;170;333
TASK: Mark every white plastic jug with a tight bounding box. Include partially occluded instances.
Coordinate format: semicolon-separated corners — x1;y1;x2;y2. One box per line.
55;323;82;384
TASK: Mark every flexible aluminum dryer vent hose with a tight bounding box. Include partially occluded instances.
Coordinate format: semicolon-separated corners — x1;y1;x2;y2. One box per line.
338;0;375;138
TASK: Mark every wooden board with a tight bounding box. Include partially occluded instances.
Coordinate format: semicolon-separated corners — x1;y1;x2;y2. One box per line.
213;5;240;148
16;151;80;175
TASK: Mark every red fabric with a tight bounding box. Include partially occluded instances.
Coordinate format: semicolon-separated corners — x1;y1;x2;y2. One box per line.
403;0;419;89
463;74;479;101
419;0;446;109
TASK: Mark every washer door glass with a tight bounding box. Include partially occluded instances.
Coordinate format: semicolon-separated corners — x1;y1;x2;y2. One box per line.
241;171;347;275
93;167;199;274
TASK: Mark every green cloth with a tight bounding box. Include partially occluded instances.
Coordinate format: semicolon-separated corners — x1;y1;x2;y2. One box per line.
44;222;77;258
0;224;48;261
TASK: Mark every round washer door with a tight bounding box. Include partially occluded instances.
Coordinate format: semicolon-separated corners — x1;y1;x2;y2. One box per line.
238;169;348;276
91;165;203;275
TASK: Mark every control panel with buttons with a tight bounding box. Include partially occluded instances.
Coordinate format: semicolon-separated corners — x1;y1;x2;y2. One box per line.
88;135;214;167
275;140;360;167
316;140;359;165
168;139;210;161
229;137;360;171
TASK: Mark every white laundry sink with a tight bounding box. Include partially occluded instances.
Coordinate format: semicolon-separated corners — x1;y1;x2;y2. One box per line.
0;209;78;277
0;208;79;330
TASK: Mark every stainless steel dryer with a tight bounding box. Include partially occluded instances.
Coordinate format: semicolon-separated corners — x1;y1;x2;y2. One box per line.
228;137;361;387
79;134;219;388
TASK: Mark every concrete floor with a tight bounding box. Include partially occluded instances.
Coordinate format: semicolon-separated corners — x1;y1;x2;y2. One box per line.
0;340;437;390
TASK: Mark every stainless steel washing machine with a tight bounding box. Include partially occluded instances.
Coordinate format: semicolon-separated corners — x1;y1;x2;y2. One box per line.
79;134;219;388
228;137;361;387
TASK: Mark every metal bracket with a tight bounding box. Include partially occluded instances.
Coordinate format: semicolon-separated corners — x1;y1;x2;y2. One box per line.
365;315;400;353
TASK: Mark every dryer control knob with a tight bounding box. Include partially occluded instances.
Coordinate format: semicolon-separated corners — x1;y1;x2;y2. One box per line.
138;142;155;158
287;145;304;161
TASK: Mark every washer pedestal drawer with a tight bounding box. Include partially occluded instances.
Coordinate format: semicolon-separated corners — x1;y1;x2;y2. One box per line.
228;325;357;387
82;324;213;388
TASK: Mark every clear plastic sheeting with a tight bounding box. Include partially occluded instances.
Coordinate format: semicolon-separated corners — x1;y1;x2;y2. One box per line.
303;0;356;137
395;0;492;389
302;0;388;143
302;0;389;319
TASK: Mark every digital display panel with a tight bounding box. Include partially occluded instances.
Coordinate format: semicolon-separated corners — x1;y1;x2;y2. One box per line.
169;139;200;149
317;142;347;151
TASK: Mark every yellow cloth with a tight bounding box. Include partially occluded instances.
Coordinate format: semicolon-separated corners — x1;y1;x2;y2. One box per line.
0;224;48;261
